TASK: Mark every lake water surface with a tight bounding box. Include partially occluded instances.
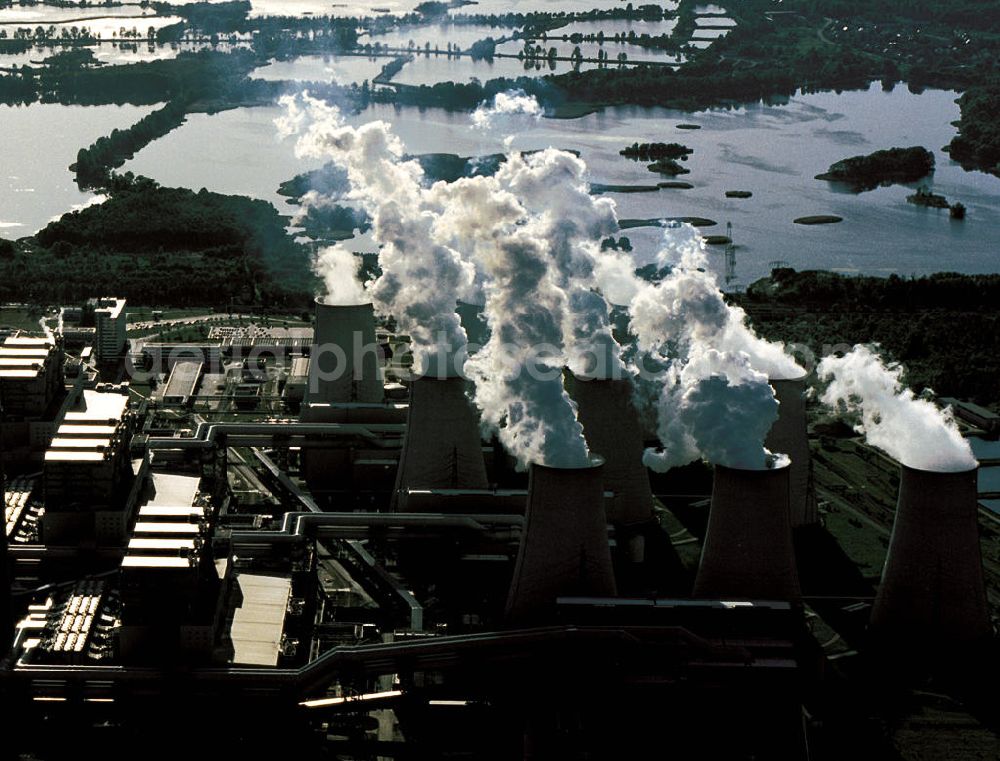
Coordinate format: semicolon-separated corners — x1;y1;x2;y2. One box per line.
1;102;158;238
121;83;1000;285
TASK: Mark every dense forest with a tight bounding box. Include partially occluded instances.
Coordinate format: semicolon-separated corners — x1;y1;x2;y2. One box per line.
73;100;189;187
741;269;1000;407
947;85;1000;178
2;175;315;307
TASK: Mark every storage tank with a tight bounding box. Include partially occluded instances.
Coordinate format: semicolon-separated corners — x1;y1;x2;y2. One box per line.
693;463;801;601
506;457;617;624
765;375;817;527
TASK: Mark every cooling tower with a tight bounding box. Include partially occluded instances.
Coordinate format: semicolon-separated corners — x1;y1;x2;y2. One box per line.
505;457;617;624
567;375;653;527
869;465;990;652
765;375;817;527
392;369;489;510
1;477;11;654
693;463;801;601
305;298;383;406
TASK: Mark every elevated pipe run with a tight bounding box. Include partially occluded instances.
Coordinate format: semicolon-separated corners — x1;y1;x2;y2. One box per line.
146;421;405;451
7;625;704;698
228;511;524;547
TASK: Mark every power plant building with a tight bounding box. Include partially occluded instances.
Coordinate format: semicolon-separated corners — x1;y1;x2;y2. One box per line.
42;386;138;544
90;297;127;365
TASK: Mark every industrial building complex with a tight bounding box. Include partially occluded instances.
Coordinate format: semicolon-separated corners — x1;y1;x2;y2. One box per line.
0;296;997;759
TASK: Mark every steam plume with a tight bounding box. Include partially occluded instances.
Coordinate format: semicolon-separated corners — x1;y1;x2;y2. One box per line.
471;90;544;145
817;345;976;472
495;149;622;377
629;225;795;470
429;162;592;469
314;242;367;305
278;93;475;376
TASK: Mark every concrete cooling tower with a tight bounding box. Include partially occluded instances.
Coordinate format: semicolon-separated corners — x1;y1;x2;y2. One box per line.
567;375;654;528
765;375;817;527
505;458;617;624
392;370;489;510
305;298;383;407
693;463;801;602
1;478;10;654
869;465;991;653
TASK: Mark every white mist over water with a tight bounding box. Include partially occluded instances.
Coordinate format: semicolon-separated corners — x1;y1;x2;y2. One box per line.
817;345;977;472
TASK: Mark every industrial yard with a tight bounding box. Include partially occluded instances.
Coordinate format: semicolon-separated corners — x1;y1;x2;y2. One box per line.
1;292;997;759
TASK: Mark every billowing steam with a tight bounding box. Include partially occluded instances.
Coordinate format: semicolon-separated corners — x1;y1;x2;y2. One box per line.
817;345;977;472
276;88;802;473
643;346;783;471
629;225;795;470
471;90;544;143
493;149;622;378
278;93;475;376
428;154;595;468
314;242;367;305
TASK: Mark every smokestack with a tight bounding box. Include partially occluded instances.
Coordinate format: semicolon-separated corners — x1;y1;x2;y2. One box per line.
392;369;489;510
506;457;616;624
870;465;990;653
693;463;801;601
766;375;817;527
306;298;383;407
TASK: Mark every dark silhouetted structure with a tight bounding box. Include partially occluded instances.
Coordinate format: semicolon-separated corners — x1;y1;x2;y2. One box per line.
506;458;616;623
392;371;488;510
870;465;991;659
767;375;817;527
694;463;801;601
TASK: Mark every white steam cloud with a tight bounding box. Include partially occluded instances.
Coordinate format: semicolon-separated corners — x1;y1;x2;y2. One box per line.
276;89;802;473
643;346;783;472
428;152;596;468
628;225;796;470
471;90;544;145
314;242;367;305
278;93;475;376
817;345;977;472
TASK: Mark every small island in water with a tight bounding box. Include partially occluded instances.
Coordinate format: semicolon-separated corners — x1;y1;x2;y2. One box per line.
815;146;935;191
907;186;967;219
620;142;693;177
794;215;843;225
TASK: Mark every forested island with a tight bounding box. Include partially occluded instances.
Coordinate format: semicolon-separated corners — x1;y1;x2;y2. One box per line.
620;143;693;161
815;147;935;191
